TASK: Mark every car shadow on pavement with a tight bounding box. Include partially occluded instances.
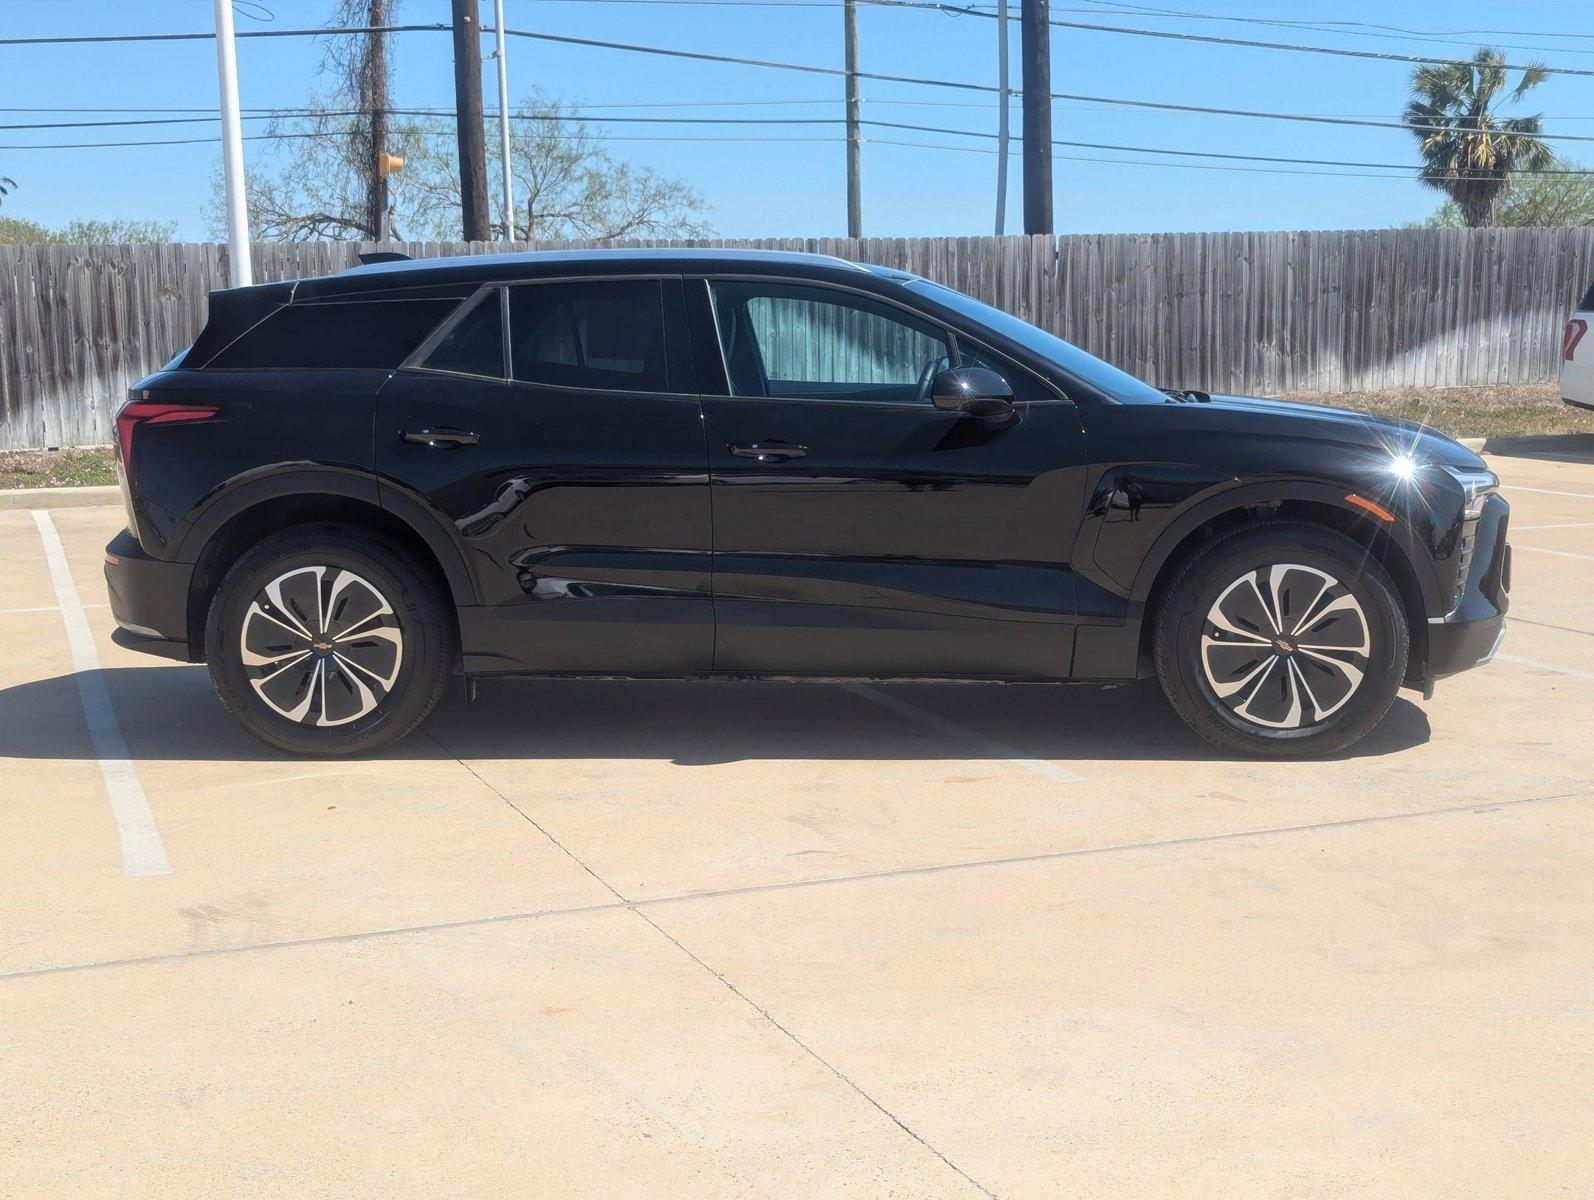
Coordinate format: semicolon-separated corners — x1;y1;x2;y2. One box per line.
0;665;1432;765
1482;433;1594;465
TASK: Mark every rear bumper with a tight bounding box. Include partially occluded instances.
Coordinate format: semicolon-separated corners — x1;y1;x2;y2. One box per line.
104;528;199;662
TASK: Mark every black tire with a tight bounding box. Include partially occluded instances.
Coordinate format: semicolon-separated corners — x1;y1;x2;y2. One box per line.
1153;521;1409;758
205;524;453;756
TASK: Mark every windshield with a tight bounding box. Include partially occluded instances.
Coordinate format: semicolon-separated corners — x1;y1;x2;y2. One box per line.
905;278;1167;404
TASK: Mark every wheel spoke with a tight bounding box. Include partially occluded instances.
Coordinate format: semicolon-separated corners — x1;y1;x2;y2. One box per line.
1246;572;1283;634
1234;654;1304;729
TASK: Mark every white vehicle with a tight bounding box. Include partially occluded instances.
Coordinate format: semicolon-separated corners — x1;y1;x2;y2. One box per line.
1565;284;1594;411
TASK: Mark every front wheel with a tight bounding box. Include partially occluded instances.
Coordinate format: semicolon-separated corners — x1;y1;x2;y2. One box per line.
1153;522;1409;758
205;526;453;756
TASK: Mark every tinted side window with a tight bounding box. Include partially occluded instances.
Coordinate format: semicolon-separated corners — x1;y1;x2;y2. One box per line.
711;281;951;403
207;298;460;369
508;279;668;392
422;288;504;378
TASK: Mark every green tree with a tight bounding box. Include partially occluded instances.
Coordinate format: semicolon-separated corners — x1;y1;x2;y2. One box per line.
219;88;709;242
0;214;50;244
1419;159;1594;228
1404;47;1555;228
0;176;15;207
399;89;712;241
0;214;176;245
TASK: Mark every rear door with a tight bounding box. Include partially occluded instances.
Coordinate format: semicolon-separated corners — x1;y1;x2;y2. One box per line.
692;276;1089;679
376;275;713;674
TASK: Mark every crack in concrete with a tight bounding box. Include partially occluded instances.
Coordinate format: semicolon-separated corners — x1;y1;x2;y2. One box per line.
6;786;1589;988
430;732;999;1198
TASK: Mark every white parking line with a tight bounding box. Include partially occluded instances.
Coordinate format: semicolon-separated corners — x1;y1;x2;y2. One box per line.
841;682;1084;783
30;511;171;878
1502;485;1594;501
1497;653;1594;683
1512;545;1594;562
1512;522;1594;532
0;603;108;616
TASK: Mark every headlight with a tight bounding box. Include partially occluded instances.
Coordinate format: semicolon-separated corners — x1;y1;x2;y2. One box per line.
1441;466;1499;521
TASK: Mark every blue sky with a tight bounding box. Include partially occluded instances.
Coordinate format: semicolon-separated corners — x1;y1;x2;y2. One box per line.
4;0;1594;239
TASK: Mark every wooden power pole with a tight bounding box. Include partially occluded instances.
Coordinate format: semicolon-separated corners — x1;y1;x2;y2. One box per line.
364;0;390;242
844;0;862;239
1020;0;1053;235
451;0;491;242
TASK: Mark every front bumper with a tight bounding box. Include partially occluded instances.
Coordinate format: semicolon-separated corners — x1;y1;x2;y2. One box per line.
1414;494;1510;685
104;528;199;662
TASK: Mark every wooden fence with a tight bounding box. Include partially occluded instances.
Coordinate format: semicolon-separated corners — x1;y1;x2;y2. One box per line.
3;228;1592;450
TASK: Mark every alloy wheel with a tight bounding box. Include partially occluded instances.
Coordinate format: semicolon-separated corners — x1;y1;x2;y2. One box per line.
239;565;404;727
1199;563;1371;731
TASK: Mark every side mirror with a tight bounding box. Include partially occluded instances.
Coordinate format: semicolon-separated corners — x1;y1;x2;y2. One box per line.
931;366;1016;425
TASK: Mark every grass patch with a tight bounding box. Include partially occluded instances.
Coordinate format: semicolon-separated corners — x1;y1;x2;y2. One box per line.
1281;384;1594;439
0;446;118;490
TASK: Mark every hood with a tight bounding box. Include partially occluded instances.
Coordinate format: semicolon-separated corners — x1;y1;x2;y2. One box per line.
1194;392;1487;471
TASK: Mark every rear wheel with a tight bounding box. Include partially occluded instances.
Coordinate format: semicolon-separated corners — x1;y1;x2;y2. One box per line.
205;526;452;756
1153;522;1409;758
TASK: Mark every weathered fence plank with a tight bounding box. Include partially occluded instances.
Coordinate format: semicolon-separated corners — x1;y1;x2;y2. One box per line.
2;228;1592;449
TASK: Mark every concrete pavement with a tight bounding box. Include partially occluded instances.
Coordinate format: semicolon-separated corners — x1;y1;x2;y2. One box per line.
3;448;1592;1198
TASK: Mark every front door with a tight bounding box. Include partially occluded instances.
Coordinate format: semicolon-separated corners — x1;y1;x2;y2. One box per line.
377;276;712;675
693;277;1089;679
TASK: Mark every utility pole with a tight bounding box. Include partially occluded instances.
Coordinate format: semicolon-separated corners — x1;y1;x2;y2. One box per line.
451;0;491;242
491;0;514;240
1020;0;1053;235
211;0;252;286
995;0;1010;236
843;0;862;239
364;0;390;243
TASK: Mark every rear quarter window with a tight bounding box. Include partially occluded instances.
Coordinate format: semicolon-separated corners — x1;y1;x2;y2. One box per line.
205;298;462;369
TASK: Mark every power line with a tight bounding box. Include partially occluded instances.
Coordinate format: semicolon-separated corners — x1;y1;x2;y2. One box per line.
6;102;1594;143
5;19;1591;175
1052;1;1594;58
860;119;1594;175
865;1;1594;78
12;14;1594;81
10;114;1594;181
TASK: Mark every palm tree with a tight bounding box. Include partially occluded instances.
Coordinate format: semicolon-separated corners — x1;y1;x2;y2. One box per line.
1404;48;1554;228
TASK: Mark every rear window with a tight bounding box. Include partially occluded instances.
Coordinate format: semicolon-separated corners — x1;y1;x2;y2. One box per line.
421;288;505;378
508;279;668;392
206;298;461;369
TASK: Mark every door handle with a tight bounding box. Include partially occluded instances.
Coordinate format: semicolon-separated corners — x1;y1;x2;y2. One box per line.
729;441;807;463
402;427;479;448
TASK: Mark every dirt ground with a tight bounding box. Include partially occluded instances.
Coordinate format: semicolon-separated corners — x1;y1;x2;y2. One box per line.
1283;382;1594;438
0;446;116;490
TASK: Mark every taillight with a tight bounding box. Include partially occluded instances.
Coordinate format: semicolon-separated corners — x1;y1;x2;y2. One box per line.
114;399;218;476
1565;318;1588;362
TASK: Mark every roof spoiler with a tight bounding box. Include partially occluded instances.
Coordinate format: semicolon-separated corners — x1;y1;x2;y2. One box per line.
356;251;412;267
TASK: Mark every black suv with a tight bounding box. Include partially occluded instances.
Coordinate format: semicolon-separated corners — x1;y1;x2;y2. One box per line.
106;248;1509;758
